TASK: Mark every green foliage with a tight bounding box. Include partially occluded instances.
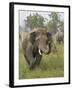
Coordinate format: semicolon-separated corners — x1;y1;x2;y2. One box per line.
47;12;64;34
19;44;64;79
23;12;64;33
25;13;45;29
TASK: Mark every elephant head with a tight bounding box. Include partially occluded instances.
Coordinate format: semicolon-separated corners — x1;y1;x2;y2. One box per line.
29;28;52;55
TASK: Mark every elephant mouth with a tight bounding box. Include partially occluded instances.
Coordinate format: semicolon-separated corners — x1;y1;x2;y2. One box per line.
39;44;51;55
39;49;50;55
39;49;43;55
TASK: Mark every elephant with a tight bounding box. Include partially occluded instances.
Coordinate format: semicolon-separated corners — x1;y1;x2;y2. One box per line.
22;28;52;69
55;30;64;44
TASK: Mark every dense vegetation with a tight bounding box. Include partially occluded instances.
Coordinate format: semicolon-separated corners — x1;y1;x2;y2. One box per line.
19;43;64;79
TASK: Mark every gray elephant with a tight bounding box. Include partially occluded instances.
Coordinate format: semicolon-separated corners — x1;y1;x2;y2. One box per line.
55;30;64;44
22;28;52;69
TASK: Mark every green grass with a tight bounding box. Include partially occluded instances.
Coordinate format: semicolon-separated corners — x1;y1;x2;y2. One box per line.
19;43;64;79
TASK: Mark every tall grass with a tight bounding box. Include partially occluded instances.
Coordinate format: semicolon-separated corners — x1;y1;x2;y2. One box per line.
19;43;64;79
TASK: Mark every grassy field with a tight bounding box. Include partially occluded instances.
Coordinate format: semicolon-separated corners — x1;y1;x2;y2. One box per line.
19;43;64;79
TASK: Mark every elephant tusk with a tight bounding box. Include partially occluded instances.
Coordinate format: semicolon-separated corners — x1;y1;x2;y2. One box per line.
39;49;42;55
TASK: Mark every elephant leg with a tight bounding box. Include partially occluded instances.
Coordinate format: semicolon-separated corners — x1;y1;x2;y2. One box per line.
24;44;37;69
35;54;42;66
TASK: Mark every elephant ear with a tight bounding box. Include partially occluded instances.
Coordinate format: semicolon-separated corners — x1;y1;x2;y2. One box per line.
46;32;52;42
30;31;36;44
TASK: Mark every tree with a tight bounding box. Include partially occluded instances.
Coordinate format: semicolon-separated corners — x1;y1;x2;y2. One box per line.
47;12;64;34
24;13;45;30
58;21;64;32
